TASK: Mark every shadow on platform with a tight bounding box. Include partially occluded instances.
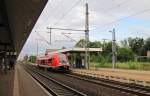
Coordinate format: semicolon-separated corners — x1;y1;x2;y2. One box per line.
0;69;14;96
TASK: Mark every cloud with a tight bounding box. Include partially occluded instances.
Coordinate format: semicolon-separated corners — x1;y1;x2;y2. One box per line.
21;0;150;55
129;25;150;38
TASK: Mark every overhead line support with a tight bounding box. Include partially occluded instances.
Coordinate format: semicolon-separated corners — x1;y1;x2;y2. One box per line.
47;27;85;32
85;3;89;69
47;27;52;45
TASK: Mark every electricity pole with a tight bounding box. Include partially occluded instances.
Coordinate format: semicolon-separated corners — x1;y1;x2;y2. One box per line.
109;28;116;69
35;31;39;57
85;3;89;69
46;3;90;69
47;27;52;45
36;39;38;57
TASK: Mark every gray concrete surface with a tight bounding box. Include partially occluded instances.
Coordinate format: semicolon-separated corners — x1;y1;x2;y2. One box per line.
0;69;14;96
17;63;50;96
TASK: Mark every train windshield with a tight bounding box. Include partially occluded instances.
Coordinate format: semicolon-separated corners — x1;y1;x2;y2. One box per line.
59;54;68;64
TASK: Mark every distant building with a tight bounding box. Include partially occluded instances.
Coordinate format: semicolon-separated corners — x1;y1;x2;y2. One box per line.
147;51;150;57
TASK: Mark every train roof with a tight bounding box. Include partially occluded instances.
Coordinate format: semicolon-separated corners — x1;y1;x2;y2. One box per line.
36;53;59;60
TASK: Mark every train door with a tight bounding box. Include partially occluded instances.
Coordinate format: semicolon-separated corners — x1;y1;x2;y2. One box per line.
47;58;52;66
52;54;59;66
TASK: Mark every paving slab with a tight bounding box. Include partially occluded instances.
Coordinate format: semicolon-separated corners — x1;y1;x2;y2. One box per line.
14;63;51;96
0;69;14;96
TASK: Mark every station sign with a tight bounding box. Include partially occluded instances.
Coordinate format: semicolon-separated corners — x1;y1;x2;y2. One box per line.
6;52;17;55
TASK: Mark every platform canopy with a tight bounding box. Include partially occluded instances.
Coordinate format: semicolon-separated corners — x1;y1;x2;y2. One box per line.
46;48;103;55
0;0;48;57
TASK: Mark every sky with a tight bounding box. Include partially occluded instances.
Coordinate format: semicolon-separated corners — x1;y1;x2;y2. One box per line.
19;0;150;58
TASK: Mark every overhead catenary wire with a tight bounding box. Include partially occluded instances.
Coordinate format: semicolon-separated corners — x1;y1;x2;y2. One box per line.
36;0;132;31
34;0;54;30
52;0;82;27
36;0;84;45
90;0;133;14
35;31;51;45
41;0;65;27
108;0;133;11
92;8;150;31
61;33;85;47
37;1;150;47
47;27;85;32
37;0;130;43
61;32;85;34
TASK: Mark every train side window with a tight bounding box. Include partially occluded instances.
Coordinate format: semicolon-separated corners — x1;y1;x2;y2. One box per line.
38;60;41;64
41;60;45;65
45;60;47;65
48;59;52;63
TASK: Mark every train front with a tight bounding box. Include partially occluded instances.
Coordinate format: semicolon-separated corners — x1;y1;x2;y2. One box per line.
57;53;70;71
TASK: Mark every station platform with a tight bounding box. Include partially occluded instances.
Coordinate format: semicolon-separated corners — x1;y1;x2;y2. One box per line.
0;63;51;96
72;68;150;86
0;69;14;96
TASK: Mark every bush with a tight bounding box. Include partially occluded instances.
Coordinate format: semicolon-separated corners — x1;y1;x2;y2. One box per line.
117;48;134;62
128;61;136;69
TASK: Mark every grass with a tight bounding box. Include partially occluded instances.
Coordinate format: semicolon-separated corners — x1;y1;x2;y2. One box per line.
90;61;150;71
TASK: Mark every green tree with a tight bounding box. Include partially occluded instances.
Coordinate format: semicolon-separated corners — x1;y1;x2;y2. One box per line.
117;48;134;62
139;37;150;56
28;55;36;63
128;37;144;55
24;55;28;61
89;41;102;48
103;41;112;53
120;39;129;48
75;39;102;48
139;45;147;56
103;41;119;53
145;37;150;51
75;39;86;48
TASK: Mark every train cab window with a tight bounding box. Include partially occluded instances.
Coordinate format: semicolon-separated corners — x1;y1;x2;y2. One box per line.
59;54;67;64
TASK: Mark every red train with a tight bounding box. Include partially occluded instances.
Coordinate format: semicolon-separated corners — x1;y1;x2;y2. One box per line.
36;53;70;71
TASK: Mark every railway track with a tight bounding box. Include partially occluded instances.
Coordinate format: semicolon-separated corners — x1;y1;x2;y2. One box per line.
25;64;150;96
65;73;150;96
79;74;150;92
24;64;86;96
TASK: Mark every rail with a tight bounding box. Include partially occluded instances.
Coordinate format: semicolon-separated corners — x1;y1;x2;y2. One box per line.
72;70;150;87
24;64;87;96
65;73;150;96
25;64;150;96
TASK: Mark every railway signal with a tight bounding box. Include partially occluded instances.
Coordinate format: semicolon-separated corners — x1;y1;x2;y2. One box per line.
109;28;116;69
85;3;89;69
